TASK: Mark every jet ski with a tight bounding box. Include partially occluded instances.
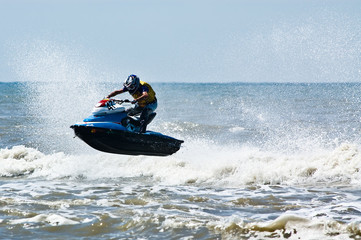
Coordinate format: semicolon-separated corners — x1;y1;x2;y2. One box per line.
71;99;184;156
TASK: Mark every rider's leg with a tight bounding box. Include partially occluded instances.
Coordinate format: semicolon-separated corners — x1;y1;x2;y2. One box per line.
139;101;158;133
139;108;152;133
127;105;143;117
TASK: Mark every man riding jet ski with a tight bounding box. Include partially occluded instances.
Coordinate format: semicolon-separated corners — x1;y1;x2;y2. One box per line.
71;74;183;156
106;75;157;133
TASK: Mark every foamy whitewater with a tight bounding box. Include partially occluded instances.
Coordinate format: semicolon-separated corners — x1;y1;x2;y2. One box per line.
1;79;361;239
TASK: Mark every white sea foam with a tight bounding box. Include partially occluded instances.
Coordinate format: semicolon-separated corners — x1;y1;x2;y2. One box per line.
2;141;361;187
210;214;358;239
9;214;79;226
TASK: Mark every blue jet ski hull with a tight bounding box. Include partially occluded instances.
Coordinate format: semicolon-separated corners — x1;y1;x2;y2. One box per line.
71;123;184;156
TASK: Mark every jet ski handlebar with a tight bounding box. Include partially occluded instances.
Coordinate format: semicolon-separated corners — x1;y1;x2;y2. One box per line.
100;99;134;110
112;99;131;104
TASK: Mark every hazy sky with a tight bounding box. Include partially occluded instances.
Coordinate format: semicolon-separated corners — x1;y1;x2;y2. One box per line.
1;0;361;83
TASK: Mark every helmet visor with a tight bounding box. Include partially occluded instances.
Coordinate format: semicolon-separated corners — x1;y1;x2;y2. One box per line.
124;76;136;90
126;83;136;91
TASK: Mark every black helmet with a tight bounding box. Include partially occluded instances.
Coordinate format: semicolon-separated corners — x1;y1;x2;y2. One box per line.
123;75;140;92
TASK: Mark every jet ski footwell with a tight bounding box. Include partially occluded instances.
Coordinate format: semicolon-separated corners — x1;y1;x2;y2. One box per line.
71;125;184;156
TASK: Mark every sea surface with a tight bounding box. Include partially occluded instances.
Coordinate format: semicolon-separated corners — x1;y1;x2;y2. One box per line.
1;81;361;239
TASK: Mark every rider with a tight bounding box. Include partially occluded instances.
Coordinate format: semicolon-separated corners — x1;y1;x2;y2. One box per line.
106;74;157;133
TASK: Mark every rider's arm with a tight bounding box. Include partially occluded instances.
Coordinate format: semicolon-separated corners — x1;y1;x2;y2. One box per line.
107;89;124;98
133;91;149;103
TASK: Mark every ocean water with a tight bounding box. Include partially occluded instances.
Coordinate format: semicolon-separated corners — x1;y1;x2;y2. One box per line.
1;81;361;239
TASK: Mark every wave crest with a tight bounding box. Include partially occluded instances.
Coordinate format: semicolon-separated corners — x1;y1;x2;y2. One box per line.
1;142;361;187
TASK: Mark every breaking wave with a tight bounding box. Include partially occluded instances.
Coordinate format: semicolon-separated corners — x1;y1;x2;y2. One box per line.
2;142;361;187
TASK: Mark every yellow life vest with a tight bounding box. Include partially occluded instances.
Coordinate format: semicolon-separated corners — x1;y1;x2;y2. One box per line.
131;81;156;107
